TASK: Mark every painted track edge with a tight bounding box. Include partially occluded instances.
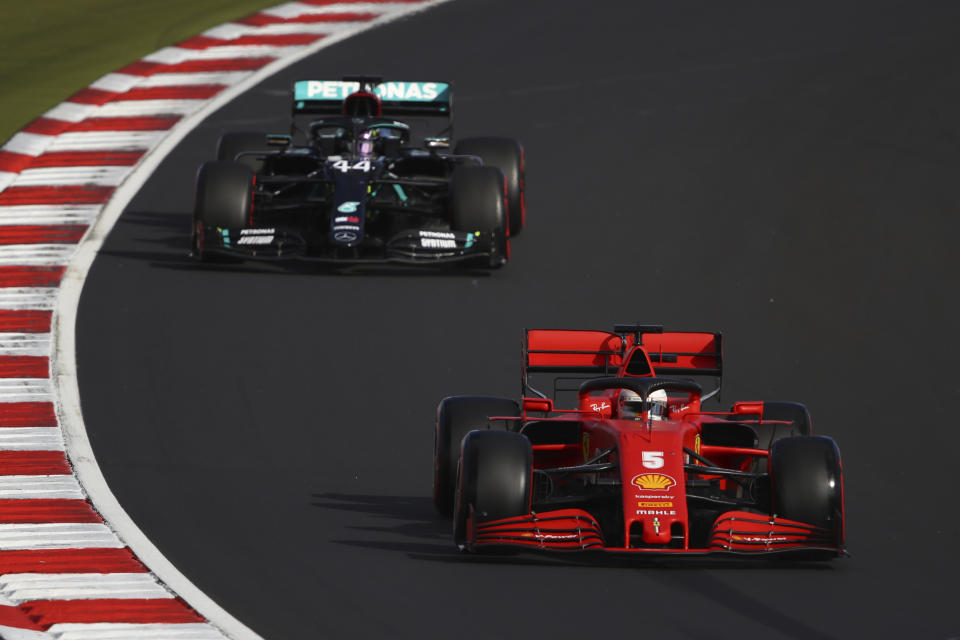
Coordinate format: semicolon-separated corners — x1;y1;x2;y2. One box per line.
49;1;454;638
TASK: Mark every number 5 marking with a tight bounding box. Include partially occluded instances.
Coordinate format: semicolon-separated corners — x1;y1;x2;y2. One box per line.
642;451;664;469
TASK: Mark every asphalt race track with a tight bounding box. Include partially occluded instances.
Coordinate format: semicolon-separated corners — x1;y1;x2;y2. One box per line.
76;1;960;638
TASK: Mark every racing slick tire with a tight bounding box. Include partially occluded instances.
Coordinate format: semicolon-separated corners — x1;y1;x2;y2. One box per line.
453;430;532;550
192;161;254;261
752;401;812;450
769;436;844;550
450;165;508;268
454;137;525;236
434;396;520;516
216;132;268;172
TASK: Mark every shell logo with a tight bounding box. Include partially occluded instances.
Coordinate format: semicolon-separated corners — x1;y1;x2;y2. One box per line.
632;473;677;490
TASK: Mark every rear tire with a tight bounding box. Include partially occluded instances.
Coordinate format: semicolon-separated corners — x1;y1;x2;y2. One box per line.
434;396;519;516
192;161;254;261
453;430;532;550
450;165;508;268
454;137;525;236
216;132;268;172
769;436;844;548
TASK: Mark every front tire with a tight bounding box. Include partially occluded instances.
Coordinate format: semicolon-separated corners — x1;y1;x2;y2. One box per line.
450;165;508;268
753;401;812;450
453;430;532;550
192;161;254;261
434;396;519;516
769;436;844;549
216;132;268;172
454;137;525;236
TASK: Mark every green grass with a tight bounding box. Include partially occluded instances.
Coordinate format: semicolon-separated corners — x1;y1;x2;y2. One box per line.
0;0;279;145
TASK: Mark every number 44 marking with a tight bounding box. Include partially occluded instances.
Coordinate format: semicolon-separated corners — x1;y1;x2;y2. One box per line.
332;159;371;173
642;451;665;469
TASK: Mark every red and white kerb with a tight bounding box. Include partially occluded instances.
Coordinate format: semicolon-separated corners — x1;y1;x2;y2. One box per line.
0;1;441;638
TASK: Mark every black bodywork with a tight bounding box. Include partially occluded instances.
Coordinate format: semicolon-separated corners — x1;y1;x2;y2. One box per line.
192;77;509;266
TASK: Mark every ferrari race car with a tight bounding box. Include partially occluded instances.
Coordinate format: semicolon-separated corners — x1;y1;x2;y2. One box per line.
191;76;524;268
433;324;846;557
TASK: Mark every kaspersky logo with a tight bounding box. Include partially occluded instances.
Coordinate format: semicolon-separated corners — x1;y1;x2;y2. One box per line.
631;473;677;491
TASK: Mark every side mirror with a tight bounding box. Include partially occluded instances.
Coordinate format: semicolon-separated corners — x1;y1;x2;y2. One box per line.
424;137;451;149
731;401;763;416
522;397;553;413
266;134;292;147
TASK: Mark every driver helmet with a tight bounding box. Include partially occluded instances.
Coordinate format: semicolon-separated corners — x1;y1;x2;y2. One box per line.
358;127;403;157
357;128;379;157
619;389;669;421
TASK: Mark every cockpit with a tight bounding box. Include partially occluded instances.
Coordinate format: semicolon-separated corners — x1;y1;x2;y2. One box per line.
309;118;410;158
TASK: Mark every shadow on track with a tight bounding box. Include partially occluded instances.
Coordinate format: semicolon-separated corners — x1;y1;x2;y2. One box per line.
99;209;502;278
310;493;453;556
310;492;840;571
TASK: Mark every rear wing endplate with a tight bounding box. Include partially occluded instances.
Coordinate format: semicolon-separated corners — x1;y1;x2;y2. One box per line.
292;80;452;117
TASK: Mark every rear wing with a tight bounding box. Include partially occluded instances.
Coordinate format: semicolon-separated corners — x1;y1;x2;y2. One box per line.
635;331;723;377
292;80;452;117
524;329;624;375
522;325;723;401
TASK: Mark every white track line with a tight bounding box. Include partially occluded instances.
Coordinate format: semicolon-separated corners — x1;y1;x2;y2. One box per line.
46;131;166;152
13;167;134;188
87;75;144;94
0;334;51;356
0;476;83;500
3;133;55;157
0;244;78;265
262;2;415;16
41;104;99;124
0;206;103;226
0;573;172;603
0;523;122;550
142;45;308;63
0;289;59;311
97;72;253;89
0;626;49;640
47;623;231;640
0;378;53;402
202;21;373;38
0;428;65;451
85;100;210;118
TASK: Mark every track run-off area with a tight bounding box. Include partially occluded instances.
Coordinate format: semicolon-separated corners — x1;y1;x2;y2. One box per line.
5;1;960;639
0;2;449;638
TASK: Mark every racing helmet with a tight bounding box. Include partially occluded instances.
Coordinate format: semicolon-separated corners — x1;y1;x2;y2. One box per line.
357;127;403;157
357;128;379;157
619;389;669;420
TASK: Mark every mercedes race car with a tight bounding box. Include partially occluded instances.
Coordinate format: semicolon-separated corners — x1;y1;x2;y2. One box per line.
191;76;524;268
433;324;846;557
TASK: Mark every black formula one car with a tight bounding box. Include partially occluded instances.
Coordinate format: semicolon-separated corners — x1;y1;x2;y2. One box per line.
191;76;524;268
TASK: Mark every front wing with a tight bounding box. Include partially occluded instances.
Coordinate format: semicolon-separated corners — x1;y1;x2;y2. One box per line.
196;225;497;265
468;509;845;556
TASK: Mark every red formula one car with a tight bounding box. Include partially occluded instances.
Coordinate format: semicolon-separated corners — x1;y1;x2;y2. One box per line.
433;324;846;558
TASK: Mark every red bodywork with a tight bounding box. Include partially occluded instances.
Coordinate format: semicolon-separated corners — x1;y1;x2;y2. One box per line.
464;327;845;556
